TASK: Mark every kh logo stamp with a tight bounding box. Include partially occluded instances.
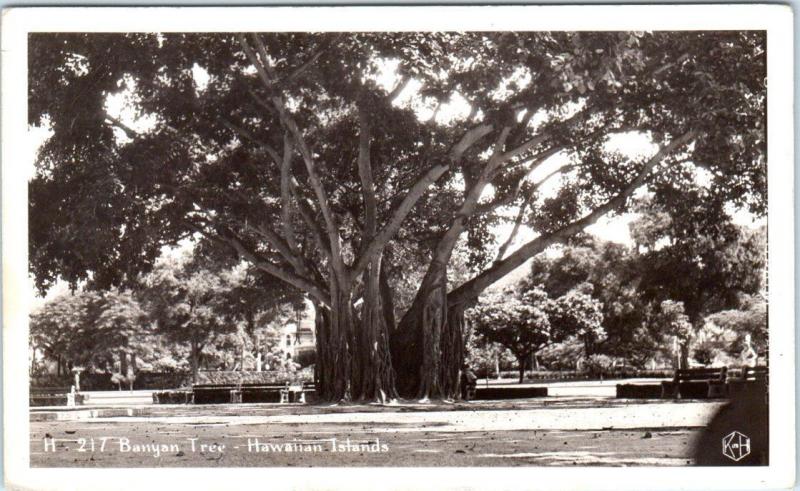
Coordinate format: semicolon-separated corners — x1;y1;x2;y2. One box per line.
722;431;751;461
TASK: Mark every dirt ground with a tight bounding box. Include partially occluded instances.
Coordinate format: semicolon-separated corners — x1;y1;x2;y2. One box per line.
30;398;716;467
30;421;698;467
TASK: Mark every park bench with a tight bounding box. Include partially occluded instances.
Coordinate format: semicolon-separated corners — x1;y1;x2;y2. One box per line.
30;386;86;407
727;366;768;400
192;381;314;404
279;381;312;403
473;385;547;400
192;371;314;404
661;367;728;399
616;383;662;399
152;390;194;404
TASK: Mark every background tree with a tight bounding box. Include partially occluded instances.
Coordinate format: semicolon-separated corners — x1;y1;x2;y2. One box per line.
30;289;149;376
651;300;694;368
90;289;149;378
703;293;767;361
30;292;91;376
28;252;309;380
464;336;516;380
467;288;554;383
546;283;605;357
30;31;766;400
210;256;306;371
139;252;237;382
537;337;586;371
629;196;767;367
526;238;648;359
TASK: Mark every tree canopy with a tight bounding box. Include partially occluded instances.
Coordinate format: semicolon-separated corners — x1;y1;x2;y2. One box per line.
30;289;148;374
30;31;767;400
29;250;305;380
629;196;766;326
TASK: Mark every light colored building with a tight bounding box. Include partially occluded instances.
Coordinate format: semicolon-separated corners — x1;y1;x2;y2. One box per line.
263;299;316;367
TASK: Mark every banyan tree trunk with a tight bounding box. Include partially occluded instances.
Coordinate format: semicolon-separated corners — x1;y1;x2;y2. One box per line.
393;269;465;400
416;280;445;401
440;306;465;398
314;289;354;402
314;274;398;403
314;302;347;402
355;256;398;402
392;274;442;400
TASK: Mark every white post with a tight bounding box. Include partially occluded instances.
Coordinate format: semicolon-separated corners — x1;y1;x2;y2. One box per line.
673;336;680;369
742;334;757;367
72;367;83;392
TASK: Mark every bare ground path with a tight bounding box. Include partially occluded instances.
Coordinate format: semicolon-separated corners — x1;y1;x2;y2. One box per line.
30;397;723;467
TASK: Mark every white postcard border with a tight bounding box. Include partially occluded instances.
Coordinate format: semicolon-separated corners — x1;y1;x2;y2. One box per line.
2;5;794;490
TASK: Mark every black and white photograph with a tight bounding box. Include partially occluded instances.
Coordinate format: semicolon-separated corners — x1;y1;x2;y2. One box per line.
2;5;794;491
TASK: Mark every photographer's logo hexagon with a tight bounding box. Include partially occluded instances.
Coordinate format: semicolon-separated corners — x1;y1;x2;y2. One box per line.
722;431;751;461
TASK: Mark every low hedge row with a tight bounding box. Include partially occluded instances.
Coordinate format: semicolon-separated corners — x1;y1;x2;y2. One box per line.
32;371;191;391
490;369;674;381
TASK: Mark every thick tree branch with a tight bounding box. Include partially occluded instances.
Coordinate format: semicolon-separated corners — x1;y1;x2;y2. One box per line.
248;221;308;273
492;163;574;264
448;130;698;307
179;126;323;288
185;219;330;307
500;133;550;162
224;232;330;307
279;134;301;255
240;33;345;281
475;146;564;216
237;34;277;90
388;74;412;102
281;40;334;86
245;88;276;118
289;182;333;262
399;127;517;317
351;161;451;277
356;102;377;239
189;196;313;283
448;127;512;228
104;115;138;140
350;119;497;278
510;108;537;146
450;124;494;161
